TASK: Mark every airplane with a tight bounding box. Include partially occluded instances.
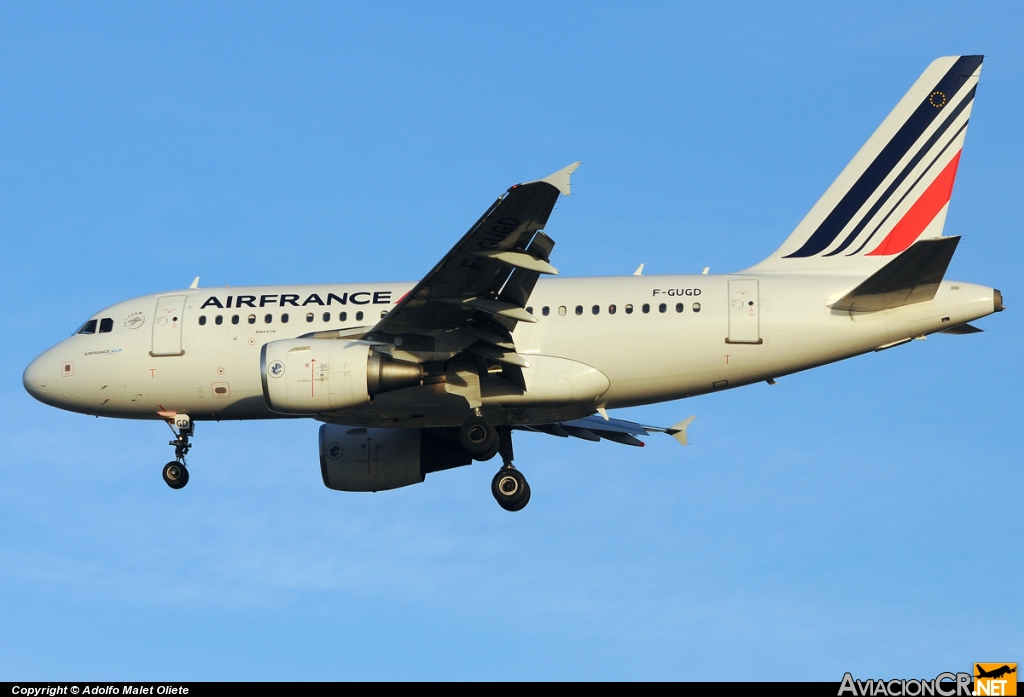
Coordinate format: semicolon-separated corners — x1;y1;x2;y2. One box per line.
23;55;1002;511
975;665;1016;680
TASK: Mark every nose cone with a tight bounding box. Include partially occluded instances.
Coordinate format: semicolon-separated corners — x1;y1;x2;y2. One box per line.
23;353;50;402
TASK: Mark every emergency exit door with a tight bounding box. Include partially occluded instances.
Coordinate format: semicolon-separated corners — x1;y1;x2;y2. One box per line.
727;280;761;344
152;295;186;356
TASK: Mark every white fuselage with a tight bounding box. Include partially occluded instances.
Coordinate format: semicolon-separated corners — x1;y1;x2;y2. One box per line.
23;273;998;427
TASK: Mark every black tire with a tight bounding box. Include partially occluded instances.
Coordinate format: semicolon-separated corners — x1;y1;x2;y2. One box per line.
162;461;189;489
460;416;498;459
505;480;531;512
475;438;501;462
492;468;528;510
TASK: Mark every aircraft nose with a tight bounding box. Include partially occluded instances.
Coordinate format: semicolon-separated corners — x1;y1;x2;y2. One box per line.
23;353;50;402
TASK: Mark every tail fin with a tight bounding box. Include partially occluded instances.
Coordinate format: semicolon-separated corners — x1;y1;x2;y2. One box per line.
748;56;983;274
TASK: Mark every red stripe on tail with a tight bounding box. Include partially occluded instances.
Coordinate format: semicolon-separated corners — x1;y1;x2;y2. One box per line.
867;150;962;256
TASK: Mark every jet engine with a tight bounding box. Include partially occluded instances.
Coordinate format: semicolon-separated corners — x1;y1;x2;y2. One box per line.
319;424;472;492
261;339;423;414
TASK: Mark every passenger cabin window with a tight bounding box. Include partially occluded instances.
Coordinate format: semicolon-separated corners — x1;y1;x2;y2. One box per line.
322;312;330;322
558;306;566;316
215;315;223;325
77;319;98;335
264;314;273;324
281;313;289;323
99;318;114;333
608;305;616;315
625;304;633;314
340;312;348;321
247;314;256;324
526;307;533;315
642;304;650;314
692;302;701;313
232;315;240;325
542;306;550;316
380;310;387;318
592;305;600;315
659;303;667;313
306;313;314;323
575;305;583;316
676;303;684;313
356;311;364;321
199;316;207;326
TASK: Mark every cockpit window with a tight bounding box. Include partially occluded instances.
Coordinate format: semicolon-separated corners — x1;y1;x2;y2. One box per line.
76;319;98;335
99;318;114;333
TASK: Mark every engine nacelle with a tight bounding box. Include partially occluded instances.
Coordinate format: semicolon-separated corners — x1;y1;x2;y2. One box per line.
319;425;472;492
261;339;423;414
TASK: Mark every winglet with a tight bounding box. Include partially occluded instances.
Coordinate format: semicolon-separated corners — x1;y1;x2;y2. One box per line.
667;416;696;446
535;162;581;196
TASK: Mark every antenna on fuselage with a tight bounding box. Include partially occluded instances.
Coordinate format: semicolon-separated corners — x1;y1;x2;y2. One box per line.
189;276;200;289
633;264;644;276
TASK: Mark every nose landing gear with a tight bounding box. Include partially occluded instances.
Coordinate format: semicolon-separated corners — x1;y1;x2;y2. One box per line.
161;413;193;490
490;426;530;512
162;461;189;489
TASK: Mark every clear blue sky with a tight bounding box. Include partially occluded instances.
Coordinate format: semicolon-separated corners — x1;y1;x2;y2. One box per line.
1;1;1021;680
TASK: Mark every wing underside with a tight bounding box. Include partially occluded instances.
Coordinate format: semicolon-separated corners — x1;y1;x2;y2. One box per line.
521;415;697;448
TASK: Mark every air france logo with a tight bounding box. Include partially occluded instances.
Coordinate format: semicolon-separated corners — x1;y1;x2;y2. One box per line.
200;290;393;309
268;361;285;378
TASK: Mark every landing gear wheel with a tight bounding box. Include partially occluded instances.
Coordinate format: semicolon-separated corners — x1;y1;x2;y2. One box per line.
162;461;189;489
161;415;194;489
492;467;530;511
460;416;499;461
506;480;531;512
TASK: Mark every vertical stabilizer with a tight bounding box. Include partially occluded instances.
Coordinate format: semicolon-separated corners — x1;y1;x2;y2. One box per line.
748;56;983;274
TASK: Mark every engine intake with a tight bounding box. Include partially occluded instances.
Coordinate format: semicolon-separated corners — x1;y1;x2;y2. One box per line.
261;339;423;414
319;425;471;492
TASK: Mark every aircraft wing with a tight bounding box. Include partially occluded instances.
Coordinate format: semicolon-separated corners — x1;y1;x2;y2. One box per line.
523;415;697;448
368;164;580;350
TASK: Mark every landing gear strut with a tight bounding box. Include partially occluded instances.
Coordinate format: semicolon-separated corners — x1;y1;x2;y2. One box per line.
162;414;193;490
491;426;530;512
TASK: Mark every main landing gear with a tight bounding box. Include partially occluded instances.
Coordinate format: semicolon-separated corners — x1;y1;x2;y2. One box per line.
459;414;501;461
459;415;531;512
162;414;193;490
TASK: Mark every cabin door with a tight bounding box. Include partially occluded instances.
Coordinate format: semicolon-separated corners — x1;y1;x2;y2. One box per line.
727;280;761;344
152;295;187;356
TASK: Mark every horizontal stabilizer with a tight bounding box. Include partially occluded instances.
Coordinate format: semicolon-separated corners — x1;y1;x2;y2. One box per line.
939;322;983;334
831;237;959;312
